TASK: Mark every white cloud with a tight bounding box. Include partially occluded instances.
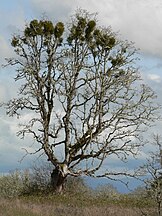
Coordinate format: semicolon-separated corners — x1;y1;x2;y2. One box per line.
0;85;8;102
0;36;13;61
147;74;161;83
1;0;162;65
30;0;73;21
2;0;162;65
30;0;162;58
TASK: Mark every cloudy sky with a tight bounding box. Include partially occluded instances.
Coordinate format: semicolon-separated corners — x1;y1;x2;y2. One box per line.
0;0;162;192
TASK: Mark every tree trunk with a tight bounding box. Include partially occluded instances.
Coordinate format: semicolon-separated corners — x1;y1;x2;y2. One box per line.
51;168;66;193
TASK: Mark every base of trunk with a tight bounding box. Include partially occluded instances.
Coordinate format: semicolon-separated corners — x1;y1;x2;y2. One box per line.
51;168;66;193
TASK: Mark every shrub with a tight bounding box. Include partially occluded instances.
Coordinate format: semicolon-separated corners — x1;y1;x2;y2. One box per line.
0;162;90;197
0;170;30;198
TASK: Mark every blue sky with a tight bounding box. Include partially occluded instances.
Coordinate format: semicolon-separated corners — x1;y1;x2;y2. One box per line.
0;0;162;192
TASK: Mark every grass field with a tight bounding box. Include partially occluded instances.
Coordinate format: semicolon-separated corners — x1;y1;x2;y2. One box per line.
0;194;156;216
0;170;159;216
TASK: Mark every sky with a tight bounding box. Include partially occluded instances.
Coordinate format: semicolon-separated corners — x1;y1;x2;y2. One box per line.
0;0;162;192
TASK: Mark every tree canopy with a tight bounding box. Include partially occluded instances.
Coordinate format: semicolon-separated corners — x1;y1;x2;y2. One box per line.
5;10;159;192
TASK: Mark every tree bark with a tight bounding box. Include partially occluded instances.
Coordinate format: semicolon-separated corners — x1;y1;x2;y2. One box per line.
51;168;66;193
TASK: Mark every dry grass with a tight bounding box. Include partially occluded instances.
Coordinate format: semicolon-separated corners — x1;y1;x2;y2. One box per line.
0;197;156;216
0;171;158;216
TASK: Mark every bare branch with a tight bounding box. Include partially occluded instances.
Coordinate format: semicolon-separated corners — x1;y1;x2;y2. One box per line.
4;12;160;192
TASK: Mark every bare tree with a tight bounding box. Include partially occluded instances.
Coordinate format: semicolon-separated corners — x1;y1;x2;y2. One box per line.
139;134;162;216
4;10;159;193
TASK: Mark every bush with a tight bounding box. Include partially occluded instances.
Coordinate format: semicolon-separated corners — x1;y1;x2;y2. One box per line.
0;162;90;197
95;184;120;200
65;176;90;195
0;170;30;198
0;164;53;198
